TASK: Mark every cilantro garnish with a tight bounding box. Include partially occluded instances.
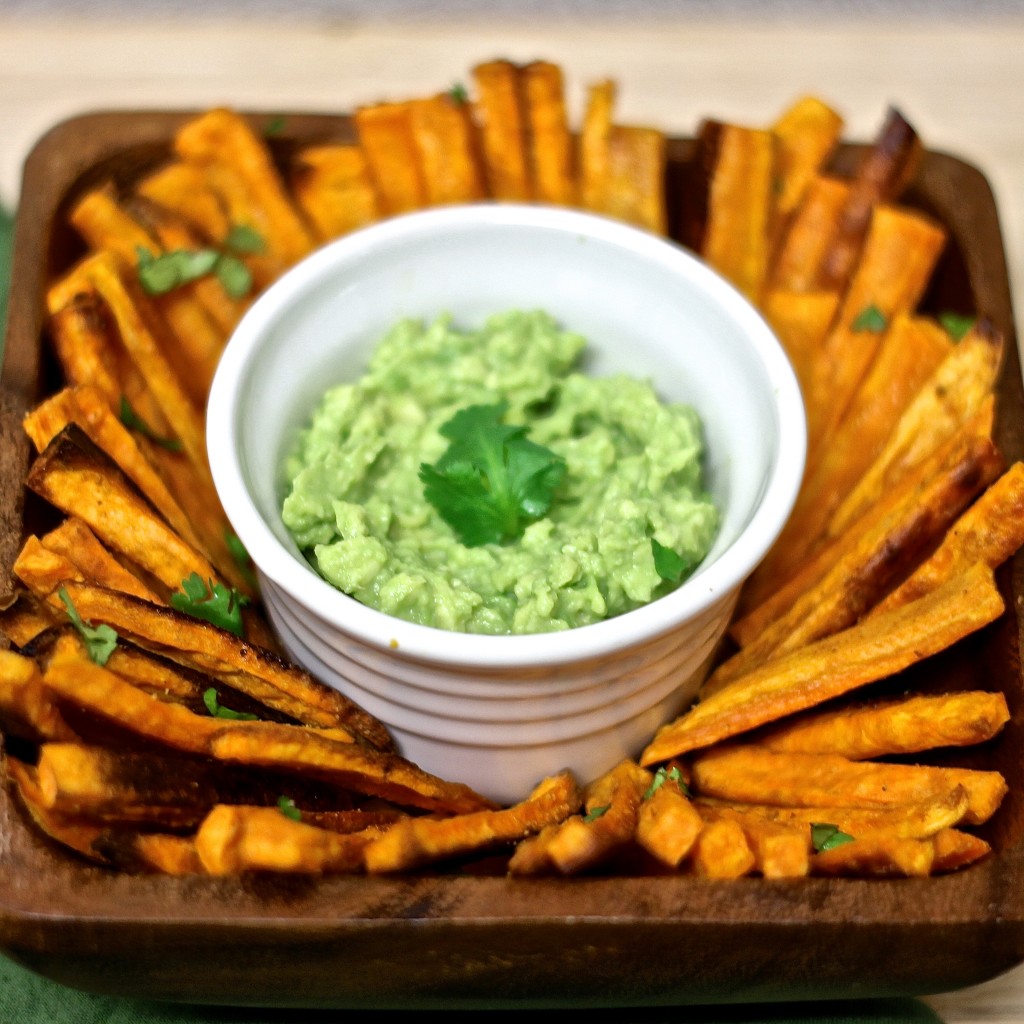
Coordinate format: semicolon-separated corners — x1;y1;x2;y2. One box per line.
203;686;259;721
810;822;855;853
118;395;183;452
583;804;610;823
652;538;695;583
264;114;287;137
448;81;469;104
644;765;689;800
135;225;264;300
224;529;258;591
58;586;118;665
852;304;888;333
277;795;302;821
419;403;566;547
170;573;249;636
939;312;976;341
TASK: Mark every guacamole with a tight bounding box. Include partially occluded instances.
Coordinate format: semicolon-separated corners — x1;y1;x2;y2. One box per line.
281;310;718;635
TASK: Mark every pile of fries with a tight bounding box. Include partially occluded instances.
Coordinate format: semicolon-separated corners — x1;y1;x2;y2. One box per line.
0;59;1021;880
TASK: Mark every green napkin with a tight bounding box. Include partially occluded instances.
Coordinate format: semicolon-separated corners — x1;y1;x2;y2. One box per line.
0;208;944;1023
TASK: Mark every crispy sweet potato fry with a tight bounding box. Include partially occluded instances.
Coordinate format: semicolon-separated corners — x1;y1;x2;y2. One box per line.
828;320;1004;537
689;818;757;879
759;691;1010;760
578;78;616;212
601;125;667;234
0;595;57;649
409;92;487;206
804;203;946;458
812;833;934;878
769;174;851;292
136;161;232;243
173;107;316;285
738;313;952;614
770;95;844;240
930;828;992;872
689;746;1006;826
634;774;704;868
354;101;428;215
0;648;76;742
290;144;382;242
695;803;810;879
815;106;923;291
26;425;223;598
643;564;1004;762
364;770;582;873
759;288;841;402
471;59;531;200
45;582;389;742
507;760;651;875
693;120;776;300
869;461;1024;617
695;787;971;841
196;804;377;874
521;61;576;206
711;431;1002;686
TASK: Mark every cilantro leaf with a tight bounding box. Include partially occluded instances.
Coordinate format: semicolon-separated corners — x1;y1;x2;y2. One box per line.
644;764;689;800
118;395;183;451
939;312;976;341
214;253;253;299
810;822;855;853
277;795;302;821
852;304;888;333
448;81;469;104
203;686;259;721
58;585;118;665
224;224;266;255
583;804;610;823
419;403;566;547
224;528;258;591
652;538;695;583
170;573;249;636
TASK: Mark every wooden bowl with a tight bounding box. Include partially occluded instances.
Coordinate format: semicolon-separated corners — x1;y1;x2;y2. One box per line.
1;110;1023;1009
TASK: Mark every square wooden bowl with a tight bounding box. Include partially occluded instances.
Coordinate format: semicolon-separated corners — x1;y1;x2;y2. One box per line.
1;110;1023;1009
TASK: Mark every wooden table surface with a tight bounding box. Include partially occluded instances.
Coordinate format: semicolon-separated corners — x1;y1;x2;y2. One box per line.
1;9;1022;1022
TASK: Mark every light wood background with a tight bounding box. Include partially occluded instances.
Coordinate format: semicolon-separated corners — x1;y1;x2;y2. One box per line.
1;9;1023;1022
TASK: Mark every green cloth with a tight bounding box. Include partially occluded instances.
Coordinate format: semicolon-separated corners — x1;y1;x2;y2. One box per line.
0;210;946;1023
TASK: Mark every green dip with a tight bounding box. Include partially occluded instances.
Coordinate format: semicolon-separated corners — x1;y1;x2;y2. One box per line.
281;310;719;635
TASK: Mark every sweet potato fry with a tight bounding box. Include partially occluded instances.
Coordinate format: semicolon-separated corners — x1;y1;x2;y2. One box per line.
711;431;1002;686
507;760;651;875
692;120;776;300
739;313;952;611
45;581;389;742
769;174;850;292
770;95;844;239
208;727;494;815
815;106;923;291
130;833;205;875
601;125;667;234
695;804;810;879
409;92;487;206
0;648;76;742
196;804;378;875
688;818;757;879
26;425;223;598
290;144;382;242
804;203;946;458
759;288;841;402
579;78;616;212
173;107;316;285
689;747;1006;826
695;786;971;841
811;833;934;878
759;691;1010;760
0;595;57;649
930;828;992;872
634;773;704;868
521;61;576;206
470;59;531;200
363;770;582;873
828;320;1004;537
136;161;232;244
643;563;1004;762
354;101;428;215
870;461;1024;618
